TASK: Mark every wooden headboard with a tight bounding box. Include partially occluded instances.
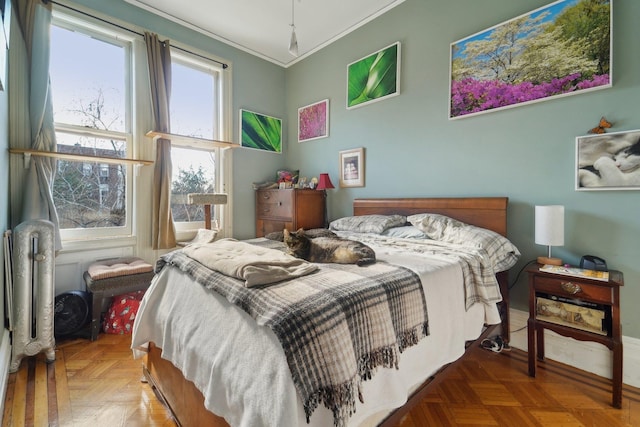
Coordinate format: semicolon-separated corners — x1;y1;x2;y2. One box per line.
353;197;508;237
353;197;511;341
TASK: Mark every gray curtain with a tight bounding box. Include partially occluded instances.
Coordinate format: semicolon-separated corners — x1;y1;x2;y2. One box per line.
144;32;176;249
9;0;62;250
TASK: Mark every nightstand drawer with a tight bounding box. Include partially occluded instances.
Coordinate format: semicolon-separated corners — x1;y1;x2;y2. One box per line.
534;276;612;304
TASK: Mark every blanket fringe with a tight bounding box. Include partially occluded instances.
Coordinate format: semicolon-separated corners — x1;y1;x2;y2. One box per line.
305;342;422;427
398;322;430;352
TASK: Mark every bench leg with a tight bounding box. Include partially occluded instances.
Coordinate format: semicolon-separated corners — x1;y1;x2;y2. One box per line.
90;291;104;341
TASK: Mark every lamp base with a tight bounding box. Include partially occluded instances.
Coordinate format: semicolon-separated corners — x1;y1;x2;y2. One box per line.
537;256;563;266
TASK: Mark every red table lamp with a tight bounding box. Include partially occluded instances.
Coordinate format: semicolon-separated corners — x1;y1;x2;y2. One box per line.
316;173;334;227
316;173;335;190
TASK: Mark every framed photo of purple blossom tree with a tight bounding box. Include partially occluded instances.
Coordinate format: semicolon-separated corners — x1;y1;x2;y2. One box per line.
449;0;612;120
298;99;329;142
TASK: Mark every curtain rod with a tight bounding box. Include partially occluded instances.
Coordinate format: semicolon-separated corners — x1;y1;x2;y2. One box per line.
44;0;229;69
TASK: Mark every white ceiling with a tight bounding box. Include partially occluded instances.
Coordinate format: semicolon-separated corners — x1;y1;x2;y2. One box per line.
124;0;405;67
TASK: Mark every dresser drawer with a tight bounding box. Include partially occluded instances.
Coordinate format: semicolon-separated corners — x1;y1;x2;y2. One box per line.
256;190;293;219
256;219;293;236
534;275;612;304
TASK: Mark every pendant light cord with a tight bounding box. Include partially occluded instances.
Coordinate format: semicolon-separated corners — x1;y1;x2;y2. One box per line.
291;0;295;29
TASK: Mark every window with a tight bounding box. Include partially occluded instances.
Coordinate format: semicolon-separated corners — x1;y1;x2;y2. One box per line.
48;7;231;243
49;12;134;238
169;53;227;232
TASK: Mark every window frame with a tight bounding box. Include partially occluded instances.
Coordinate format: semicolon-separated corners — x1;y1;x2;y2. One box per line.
51;10;136;241
50;5;233;247
169;50;231;237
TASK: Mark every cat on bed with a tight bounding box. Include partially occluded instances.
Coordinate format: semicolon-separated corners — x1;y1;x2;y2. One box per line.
283;228;376;266
579;138;640;187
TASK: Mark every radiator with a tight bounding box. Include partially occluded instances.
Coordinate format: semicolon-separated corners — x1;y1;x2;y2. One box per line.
9;220;56;373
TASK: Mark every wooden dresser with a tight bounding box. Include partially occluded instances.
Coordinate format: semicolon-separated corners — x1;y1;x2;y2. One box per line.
255;188;326;237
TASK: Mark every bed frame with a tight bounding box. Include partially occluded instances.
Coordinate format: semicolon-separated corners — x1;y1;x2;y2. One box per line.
142;197;511;427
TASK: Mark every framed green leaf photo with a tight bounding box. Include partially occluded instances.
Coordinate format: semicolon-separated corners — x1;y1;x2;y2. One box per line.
240;109;282;153
347;42;401;110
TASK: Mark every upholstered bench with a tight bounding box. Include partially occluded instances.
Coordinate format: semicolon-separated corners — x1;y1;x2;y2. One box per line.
83;257;154;341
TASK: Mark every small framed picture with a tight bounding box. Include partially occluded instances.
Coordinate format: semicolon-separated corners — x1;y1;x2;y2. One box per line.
298;99;329;142
576;129;640;191
339;148;365;188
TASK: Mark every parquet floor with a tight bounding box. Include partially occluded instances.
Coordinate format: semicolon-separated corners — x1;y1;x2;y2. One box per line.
2;333;639;426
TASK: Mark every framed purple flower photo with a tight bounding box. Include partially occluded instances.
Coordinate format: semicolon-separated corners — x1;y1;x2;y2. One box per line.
449;0;612;119
298;99;329;142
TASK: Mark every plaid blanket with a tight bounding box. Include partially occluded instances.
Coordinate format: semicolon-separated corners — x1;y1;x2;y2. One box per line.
335;231;503;310
158;240;429;427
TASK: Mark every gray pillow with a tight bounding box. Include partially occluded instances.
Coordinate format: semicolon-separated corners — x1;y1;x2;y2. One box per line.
381;225;429;239
329;214;407;234
265;228;337;242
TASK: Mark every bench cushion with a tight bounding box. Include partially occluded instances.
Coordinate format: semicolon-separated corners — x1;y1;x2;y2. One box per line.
87;257;153;281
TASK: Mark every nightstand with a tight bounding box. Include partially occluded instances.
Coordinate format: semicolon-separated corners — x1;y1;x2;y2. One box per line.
255;188;325;237
526;264;624;408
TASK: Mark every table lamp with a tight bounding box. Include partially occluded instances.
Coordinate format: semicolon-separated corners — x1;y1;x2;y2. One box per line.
316;173;334;191
316;173;334;227
535;205;564;266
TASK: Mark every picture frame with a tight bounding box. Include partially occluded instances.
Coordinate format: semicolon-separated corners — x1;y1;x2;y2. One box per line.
298;99;329;142
575;129;640;191
449;0;612;119
240;109;282;153
347;42;400;110
339;148;365;188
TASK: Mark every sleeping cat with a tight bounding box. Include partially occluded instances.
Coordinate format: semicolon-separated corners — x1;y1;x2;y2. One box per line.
283;228;376;266
579;138;640;187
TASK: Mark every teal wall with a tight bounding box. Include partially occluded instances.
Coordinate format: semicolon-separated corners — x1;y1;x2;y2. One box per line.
284;0;640;338
61;1;639;339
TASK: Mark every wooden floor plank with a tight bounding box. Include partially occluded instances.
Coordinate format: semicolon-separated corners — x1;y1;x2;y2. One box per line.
34;359;49;427
11;362;28;427
2;334;640;426
54;349;72;427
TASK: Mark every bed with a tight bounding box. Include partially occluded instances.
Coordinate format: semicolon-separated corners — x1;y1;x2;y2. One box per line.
132;197;518;427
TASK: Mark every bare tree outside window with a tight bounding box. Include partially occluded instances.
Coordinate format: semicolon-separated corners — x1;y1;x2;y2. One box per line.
52;88;127;229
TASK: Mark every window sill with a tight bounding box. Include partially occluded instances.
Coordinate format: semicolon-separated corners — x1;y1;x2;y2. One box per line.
59;235;138;254
146;131;238;150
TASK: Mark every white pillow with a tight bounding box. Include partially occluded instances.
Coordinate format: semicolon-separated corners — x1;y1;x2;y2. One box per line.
408;213;520;272
406;213;464;240
182;228;218;246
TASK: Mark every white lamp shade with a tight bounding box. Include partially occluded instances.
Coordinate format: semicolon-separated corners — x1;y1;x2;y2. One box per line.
535;205;564;246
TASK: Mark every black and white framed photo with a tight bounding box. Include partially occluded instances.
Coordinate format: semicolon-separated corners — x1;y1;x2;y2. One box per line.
339;148;365;188
576;129;640;191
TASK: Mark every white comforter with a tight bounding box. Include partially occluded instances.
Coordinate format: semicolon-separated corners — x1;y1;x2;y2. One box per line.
182;238;318;286
132;237;501;427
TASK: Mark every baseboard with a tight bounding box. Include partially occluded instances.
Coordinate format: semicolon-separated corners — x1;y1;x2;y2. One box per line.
0;328;11;424
509;308;640;389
